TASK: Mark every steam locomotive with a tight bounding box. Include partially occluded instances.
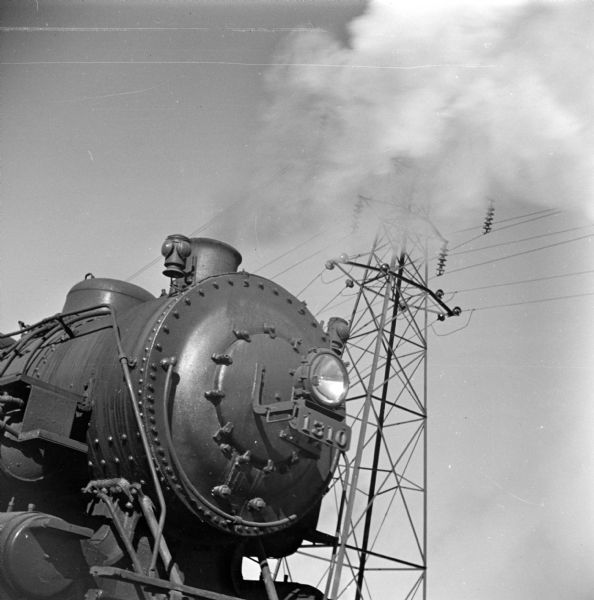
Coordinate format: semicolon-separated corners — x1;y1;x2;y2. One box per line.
0;235;351;600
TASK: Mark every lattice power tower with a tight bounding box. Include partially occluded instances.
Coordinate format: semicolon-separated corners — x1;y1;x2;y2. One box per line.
270;209;460;600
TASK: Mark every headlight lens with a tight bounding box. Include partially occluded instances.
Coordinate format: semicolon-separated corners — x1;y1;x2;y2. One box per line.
309;352;349;408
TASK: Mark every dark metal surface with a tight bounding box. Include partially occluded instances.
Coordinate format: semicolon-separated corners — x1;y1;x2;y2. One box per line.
125;271;340;535
90;566;244;600
62;277;156;314
0;511;92;599
0;235;348;599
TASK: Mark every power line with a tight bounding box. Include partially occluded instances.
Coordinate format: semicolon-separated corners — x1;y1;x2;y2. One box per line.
447;210;562;252
0;26;317;33
253;230;329;273
126;199;243;281
448;208;558;235
451;269;594;293
267;229;352;281
469;291;594;311
0;60;497;70
448;224;594;257
445;233;593;275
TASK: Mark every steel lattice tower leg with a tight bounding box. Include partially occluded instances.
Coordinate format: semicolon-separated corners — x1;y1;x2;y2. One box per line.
325;219;450;600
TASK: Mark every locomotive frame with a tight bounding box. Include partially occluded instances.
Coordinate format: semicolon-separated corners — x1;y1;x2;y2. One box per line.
0;235;351;600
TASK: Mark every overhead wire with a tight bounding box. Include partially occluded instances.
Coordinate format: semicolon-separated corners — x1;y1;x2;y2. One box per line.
447;209;563;253
267;229;353;281
296;271;323;299
444;232;593;275
253;229;331;274
448;224;594;257
431;309;475;336
126;198;244;281
448;207;558;235
451;269;594;294
468;291;594;311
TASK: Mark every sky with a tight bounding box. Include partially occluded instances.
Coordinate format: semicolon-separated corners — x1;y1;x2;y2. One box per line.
1;1;593;599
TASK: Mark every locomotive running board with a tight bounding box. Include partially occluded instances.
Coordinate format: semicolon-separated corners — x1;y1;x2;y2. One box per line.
90;566;244;600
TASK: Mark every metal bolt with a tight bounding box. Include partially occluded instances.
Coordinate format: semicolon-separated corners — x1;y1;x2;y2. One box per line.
233;329;251;342
219;443;233;458
237;450;252;464
212;485;232;499
213;422;234;442
263;324;276;338
211;353;233;365
160;356;177;369
247;497;266;512
205;389;225;403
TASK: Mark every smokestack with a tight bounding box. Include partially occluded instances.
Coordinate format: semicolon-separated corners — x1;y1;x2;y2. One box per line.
189;237;242;281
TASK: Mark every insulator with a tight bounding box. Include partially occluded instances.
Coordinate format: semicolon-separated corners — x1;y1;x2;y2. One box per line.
483;200;495;234
352;196;365;232
436;242;449;277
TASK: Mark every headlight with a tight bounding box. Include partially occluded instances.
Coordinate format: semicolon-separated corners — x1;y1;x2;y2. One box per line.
308;351;349;408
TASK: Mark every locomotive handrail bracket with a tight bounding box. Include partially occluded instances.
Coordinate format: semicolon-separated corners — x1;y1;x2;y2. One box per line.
90;566;244;600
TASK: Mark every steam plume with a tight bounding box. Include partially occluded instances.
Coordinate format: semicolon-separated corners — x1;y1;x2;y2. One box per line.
241;0;593;242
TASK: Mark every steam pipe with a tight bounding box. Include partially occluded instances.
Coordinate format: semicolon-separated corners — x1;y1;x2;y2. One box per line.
256;541;280;600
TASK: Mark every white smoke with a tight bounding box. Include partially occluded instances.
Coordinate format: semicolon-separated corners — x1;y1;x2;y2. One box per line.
241;0;593;242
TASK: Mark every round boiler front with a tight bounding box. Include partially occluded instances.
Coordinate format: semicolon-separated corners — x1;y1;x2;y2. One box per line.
135;272;339;536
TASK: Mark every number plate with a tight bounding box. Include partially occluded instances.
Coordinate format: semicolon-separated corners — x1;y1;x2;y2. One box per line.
290;405;351;451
